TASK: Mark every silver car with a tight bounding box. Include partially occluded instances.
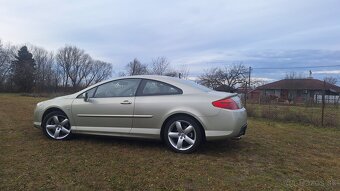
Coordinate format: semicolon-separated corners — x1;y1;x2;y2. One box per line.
34;75;247;153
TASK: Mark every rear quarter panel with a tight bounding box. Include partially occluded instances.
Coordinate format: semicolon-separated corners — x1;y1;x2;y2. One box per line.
132;93;220;131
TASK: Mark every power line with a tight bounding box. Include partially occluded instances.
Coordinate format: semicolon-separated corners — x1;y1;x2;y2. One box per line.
252;64;340;70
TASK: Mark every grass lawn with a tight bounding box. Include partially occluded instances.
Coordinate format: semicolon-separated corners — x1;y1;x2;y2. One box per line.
0;94;339;190
246;103;340;127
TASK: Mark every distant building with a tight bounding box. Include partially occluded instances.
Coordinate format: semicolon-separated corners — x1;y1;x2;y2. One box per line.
256;78;340;103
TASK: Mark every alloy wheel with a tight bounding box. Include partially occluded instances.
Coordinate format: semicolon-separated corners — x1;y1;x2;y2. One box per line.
167;120;196;151
45;115;71;140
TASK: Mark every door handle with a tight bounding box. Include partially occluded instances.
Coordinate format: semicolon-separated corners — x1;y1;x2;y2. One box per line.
120;100;132;104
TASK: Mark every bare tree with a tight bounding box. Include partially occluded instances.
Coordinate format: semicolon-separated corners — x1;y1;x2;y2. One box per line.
84;60;113;87
125;58;148;75
285;72;306;79
30;46;56;91
240;78;267;89
178;65;190;79
1;40;113;92
164;64;190;79
0;40;15;91
222;64;248;88
324;76;337;85
198;67;224;89
199;64;248;89
250;78;267;89
56;45;92;89
150;57;170;75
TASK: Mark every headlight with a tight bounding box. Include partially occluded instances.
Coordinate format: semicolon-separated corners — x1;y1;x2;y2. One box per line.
36;101;44;107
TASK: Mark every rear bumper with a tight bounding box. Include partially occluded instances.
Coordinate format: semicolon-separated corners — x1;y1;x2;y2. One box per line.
200;108;248;141
205;123;247;141
236;124;247;137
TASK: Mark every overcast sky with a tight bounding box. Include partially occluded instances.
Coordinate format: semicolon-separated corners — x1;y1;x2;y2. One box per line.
0;0;339;83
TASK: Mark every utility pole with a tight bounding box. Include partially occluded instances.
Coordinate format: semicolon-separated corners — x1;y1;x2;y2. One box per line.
248;67;252;91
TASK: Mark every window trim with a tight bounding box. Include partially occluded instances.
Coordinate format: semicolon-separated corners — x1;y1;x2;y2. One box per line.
76;78;142;98
136;79;183;96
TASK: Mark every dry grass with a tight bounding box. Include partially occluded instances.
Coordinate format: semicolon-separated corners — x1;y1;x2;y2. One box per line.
0;94;339;190
246;103;340;127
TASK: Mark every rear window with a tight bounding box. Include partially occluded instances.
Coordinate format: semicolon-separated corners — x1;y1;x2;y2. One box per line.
179;80;212;92
138;80;182;96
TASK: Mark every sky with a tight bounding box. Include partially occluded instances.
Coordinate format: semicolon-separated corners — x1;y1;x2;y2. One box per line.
0;0;340;84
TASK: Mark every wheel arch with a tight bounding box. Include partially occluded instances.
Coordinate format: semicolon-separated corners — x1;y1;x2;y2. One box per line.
42;107;69;123
160;113;206;142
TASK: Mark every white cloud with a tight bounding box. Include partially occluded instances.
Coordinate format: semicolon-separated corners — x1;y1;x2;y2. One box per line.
313;70;340;74
0;0;340;83
252;77;276;82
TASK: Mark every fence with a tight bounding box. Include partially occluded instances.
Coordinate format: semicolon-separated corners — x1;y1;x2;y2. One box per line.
314;94;340;104
242;95;340;128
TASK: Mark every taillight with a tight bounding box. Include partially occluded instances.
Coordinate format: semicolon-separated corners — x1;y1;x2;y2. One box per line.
212;98;239;110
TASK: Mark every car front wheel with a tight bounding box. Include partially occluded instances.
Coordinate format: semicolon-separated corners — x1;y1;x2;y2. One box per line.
42;111;72;140
164;116;203;153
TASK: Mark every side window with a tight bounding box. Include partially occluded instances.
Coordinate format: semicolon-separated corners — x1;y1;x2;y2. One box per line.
94;79;141;98
141;80;182;96
78;87;97;98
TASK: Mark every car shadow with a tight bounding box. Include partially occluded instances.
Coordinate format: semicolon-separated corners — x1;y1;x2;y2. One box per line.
198;139;249;155
73;134;164;148
71;134;250;156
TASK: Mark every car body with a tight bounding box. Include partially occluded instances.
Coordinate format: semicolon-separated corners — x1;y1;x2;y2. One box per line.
34;75;247;153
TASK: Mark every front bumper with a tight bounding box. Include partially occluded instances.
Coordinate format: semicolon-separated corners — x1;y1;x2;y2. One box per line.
34;122;42;129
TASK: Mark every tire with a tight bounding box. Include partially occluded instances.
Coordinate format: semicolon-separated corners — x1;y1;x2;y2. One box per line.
163;116;203;153
42;111;72;140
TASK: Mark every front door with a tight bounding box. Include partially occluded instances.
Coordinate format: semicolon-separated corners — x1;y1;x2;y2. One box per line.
281;89;288;99
71;79;141;134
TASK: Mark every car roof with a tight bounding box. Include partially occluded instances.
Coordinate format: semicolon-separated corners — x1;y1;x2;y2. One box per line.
78;75;210;95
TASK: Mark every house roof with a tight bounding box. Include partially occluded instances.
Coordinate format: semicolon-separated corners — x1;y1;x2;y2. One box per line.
256;78;340;93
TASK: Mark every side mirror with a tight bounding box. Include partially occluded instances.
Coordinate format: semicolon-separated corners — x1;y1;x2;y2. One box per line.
84;92;89;102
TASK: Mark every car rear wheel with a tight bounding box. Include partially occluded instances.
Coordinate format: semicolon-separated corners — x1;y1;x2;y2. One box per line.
164;116;203;153
42;111;72;140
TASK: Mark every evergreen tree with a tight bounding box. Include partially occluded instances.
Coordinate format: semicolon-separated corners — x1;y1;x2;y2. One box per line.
11;46;35;92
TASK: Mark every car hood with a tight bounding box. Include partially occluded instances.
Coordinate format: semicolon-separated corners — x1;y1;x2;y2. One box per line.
37;94;76;106
52;94;76;100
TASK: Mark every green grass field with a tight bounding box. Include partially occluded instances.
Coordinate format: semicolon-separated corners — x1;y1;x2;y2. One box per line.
0;94;339;190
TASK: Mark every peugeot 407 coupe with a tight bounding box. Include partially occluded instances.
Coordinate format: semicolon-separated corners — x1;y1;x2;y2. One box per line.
34;75;247;153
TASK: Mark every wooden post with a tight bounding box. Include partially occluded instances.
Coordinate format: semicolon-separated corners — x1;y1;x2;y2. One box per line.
321;80;325;127
244;82;247;107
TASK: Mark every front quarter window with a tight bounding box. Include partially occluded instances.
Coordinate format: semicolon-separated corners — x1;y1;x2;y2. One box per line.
77;87;97;98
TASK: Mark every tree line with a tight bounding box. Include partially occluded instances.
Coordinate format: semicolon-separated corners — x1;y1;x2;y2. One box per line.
0;40;191;94
1;38;264;94
2;39;338;94
199;65;338;91
121;57;189;79
0;40;113;93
